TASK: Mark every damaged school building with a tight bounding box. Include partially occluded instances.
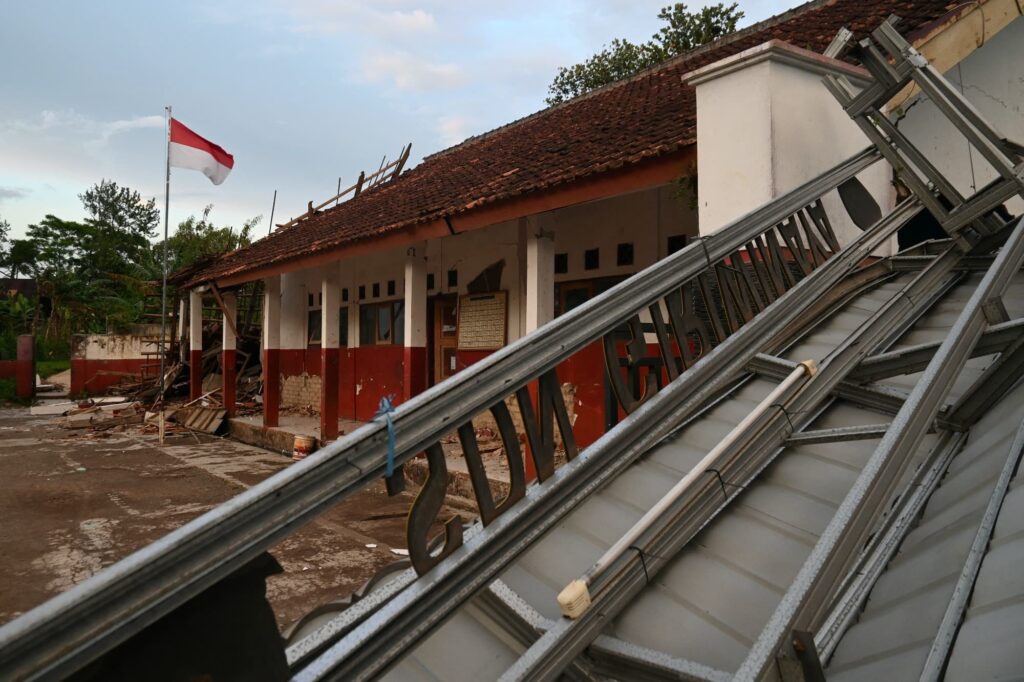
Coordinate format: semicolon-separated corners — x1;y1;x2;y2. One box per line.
142;0;1024;452
7;0;1024;680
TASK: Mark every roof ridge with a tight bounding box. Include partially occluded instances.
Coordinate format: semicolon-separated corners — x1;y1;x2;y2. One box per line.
421;0;838;162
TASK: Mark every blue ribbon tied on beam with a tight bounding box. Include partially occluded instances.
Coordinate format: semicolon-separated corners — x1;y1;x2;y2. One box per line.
374;394;398;478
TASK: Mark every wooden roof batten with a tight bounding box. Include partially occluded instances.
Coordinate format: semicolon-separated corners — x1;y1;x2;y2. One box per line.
277;142;412;231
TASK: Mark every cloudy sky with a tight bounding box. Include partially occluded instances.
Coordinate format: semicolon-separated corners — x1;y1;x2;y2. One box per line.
0;0;791;240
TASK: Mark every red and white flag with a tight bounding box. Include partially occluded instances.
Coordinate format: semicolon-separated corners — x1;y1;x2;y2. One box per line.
169;118;234;185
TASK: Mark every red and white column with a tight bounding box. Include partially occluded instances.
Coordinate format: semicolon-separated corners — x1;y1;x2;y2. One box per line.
189;289;203;401
403;245;427;401
222;291;237;417
262;275;281;428
320;266;341;441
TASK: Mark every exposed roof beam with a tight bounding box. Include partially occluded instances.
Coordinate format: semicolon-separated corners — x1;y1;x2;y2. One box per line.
785;423;891;446
941;325;1024;430
851;316;1024;383
749;354;910;415
889;254;998;271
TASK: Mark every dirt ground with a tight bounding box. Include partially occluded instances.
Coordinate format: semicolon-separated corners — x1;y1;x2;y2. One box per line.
0;406;476;632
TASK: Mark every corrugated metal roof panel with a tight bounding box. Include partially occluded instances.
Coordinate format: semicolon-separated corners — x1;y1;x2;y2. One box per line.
381;263;1024;680
386;601;523;681
826;380;1024;681
605;398;893;672
943;453;1024;679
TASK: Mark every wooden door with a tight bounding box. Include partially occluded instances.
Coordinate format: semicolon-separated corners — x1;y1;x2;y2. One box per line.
432;295;459;383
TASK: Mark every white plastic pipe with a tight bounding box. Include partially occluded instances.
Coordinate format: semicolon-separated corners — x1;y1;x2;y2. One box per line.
558;359;818;619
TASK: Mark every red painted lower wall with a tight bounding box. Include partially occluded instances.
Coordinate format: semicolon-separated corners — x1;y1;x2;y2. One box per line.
276;345;408;423
270;341;669;450
0;361;17;379
71;358;149;396
556;342;608;448
354;346;405;420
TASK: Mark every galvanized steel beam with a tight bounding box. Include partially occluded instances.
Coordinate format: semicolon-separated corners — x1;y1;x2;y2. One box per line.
735;215;1024;682
497;233;966;682
814;431;966;662
941;329;1024;430
851;316;1024;383
785;423;891;446
750;354;910;415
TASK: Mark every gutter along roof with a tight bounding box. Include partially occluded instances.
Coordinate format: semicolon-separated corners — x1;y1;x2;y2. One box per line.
185;0;959;288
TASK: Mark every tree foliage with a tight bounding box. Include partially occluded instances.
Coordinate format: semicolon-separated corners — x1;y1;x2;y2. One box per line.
546;2;744;104
0;182;258;357
0;216;9;275
143;204;257;278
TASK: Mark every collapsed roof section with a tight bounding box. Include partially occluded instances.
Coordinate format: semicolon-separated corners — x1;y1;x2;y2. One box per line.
185;0;961;288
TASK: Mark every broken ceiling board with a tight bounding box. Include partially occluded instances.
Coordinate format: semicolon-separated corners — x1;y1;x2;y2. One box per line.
181;407;227;434
457;291;507;351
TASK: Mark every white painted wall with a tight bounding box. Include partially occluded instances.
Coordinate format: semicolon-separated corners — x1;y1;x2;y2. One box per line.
423;219;523;339
280;271;308;350
690;42;895;251
897;16;1024;215
550;184;696;284
276;182;694;351
73;334;160;361
693;59;774;232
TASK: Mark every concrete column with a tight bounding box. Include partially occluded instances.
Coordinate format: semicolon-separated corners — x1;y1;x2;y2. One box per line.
262;275;281;428
523;220;555;483
221;291;237;417
348;301;360;349
320;266;341;440
177;298;187;362
189;289;203;401
525;220;554;333
403;246;427;401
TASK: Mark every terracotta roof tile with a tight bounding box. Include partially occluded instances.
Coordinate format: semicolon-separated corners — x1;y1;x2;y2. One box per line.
191;0;958;286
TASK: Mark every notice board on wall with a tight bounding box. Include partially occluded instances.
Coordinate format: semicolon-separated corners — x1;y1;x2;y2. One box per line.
457;291;507;351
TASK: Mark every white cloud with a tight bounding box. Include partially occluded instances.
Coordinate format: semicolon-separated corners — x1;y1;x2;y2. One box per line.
99;115;164;142
361;52;465;91
0;187;29;202
4;109;162;147
280;2;437;36
437;115;474;147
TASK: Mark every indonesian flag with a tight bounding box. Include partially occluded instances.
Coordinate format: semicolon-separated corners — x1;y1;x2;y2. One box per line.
169;118;234;185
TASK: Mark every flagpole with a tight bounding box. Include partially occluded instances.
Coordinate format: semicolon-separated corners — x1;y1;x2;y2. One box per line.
158;105;171;400
268;189;277;236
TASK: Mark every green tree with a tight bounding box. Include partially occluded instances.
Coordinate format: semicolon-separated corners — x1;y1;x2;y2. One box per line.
546;2;744;104
6;240;36;280
0;216;9;275
146;204;259;278
79;179;159;271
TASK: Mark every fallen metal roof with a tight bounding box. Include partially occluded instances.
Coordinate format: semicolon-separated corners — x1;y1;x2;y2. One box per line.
1;16;1023;682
